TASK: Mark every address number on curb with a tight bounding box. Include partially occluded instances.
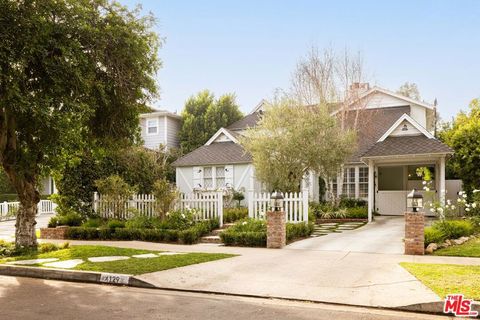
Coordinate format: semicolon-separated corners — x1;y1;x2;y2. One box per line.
99;273;130;285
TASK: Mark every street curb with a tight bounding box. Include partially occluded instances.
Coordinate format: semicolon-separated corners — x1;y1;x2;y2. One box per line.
0;265;154;288
2;264;477;316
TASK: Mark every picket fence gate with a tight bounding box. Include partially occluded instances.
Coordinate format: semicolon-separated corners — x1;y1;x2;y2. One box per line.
0;200;57;221
248;189;309;223
93;191;223;226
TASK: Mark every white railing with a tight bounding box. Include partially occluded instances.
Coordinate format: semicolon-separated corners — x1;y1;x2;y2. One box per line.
248;189;309;223
0;200;56;221
93;191;224;226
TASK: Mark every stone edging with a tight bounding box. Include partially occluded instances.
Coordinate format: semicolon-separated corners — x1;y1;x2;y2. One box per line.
0;264;154;288
425;234;478;254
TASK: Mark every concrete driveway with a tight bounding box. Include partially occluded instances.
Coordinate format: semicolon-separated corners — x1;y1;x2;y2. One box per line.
287;216;404;254
0;214;53;241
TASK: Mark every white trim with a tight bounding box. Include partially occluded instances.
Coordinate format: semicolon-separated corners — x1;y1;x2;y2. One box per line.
164;117;168;146
140;110;182;120
249;99;268;114
352;86;435;110
205;128;239;145
377;113;434;142
235;165;250;190
178;169;193;192
146;118;159;136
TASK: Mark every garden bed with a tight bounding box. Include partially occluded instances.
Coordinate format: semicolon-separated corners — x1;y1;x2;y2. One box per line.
220;219;314;247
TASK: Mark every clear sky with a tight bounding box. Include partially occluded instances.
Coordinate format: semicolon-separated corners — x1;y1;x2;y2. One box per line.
119;0;479;120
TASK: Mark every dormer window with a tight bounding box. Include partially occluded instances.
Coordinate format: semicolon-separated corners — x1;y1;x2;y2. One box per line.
147;119;158;135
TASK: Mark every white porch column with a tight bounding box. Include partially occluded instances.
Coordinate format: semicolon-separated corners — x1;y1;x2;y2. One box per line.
439;156;446;206
367;160;374;223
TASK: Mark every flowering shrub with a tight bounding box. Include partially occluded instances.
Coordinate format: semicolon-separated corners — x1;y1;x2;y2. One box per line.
164;209;196;230
422;178;479;220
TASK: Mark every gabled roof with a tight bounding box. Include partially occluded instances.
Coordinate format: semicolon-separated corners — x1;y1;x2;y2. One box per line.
361;135;453;159
226;112;262;131
377;113;434;142
343;106;411;163
172;142;252;167
205;128;239;145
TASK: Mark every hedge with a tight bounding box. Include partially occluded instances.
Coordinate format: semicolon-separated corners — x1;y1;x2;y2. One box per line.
220;219;314;247
424;219;476;247
223;207;248;223
65;219;218;244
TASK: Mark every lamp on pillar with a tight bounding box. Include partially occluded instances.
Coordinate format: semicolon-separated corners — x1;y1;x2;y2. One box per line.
270;191;284;212
407;189;423;212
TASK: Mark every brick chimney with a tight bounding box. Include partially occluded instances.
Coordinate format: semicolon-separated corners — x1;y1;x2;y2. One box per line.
348;82;370;99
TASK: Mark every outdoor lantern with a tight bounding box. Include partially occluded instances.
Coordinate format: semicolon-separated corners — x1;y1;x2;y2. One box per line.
407;189;424;212
270;191;284;212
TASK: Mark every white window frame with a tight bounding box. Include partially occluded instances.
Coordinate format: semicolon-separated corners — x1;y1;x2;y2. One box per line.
358;167;369;199
146;119;158;135
342;167;356;198
202;165;226;190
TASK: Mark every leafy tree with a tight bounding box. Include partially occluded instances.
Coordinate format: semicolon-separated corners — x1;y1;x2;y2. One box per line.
241;97;356;192
397;82;421;100
438;98;480;193
54;145;177;218
0;0;160;248
179;90;243;153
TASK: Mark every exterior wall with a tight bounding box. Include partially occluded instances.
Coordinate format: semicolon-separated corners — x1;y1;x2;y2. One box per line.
364;92;412;109
410;104;427;129
175;163;257;206
39;176;56;195
140;116;167;150
166;117;181;148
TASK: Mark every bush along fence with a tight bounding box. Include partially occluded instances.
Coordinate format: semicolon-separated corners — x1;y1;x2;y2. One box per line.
0;200;56;221
248;189;309;223
93;191;224;227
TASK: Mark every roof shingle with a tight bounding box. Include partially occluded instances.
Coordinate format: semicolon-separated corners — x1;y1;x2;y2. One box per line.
361;135;453;158
172;142;251;167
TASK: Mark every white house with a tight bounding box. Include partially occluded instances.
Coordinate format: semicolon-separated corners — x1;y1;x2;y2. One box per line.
172;85;455;219
139;110;182;150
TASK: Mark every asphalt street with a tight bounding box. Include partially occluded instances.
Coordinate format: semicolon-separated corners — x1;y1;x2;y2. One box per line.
0;276;453;320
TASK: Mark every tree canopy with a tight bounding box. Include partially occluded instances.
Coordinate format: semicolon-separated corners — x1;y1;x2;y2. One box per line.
397;82;421;100
179;90;243;153
0;0;161;247
438;98;480;193
241;97;356;192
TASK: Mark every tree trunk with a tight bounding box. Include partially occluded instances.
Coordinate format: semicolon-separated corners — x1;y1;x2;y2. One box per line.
15;196;38;249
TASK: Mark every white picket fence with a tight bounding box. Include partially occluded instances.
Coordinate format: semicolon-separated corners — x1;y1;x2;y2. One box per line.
248;189;309;223
0;200;57;221
93;191;224;226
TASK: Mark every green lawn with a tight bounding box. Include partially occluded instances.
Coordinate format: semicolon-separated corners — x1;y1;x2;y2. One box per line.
0;245;235;275
400;262;480;300
433;238;480;257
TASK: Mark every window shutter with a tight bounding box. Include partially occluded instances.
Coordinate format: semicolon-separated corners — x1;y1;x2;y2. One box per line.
224;165;234;188
193;167;203;189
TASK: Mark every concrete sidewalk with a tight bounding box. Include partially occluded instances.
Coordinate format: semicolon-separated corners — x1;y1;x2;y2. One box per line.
43;239;480;308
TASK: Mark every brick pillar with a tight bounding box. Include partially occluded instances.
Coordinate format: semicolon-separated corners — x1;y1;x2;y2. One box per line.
266;211;286;249
404;211;425;255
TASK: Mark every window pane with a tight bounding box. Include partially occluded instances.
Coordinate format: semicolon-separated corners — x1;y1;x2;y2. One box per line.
216;166;225;178
148;126;157;134
216;178;225;188
204;167;212;178
204;178;213;188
